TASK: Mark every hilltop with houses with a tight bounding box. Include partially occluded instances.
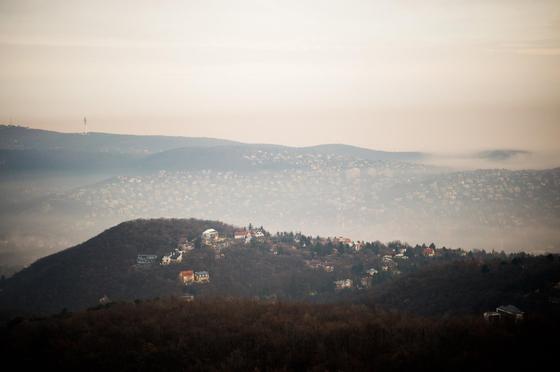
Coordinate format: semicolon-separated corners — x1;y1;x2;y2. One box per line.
131;223;449;297
0;218;558;318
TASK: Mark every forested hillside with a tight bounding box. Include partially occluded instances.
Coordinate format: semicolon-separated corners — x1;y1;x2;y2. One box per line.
1;218;559;318
1;298;558;371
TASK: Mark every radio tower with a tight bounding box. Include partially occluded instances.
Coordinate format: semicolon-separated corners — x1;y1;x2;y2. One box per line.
83;116;88;135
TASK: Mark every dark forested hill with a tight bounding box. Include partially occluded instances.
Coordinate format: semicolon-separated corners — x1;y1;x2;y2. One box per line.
0;219;234;314
368;255;560;317
1;218;559;318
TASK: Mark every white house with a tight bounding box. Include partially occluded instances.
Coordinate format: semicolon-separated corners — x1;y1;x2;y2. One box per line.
382;255;394;263
334;279;353;290
323;264;334;272
202;228;219;243
234;230;248;240
194;271;210;283
161;255;171;265
161;250;183;265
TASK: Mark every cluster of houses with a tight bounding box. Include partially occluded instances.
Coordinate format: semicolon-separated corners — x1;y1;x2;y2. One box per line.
334;279;353;290
233;227;266;244
136;239;196;267
178;270;210;285
305;235;442;260
311;236;366;252
335;266;379;290
333;236;368;252
381;255;400;272
161;250;183;265
136;227;250;271
158;238;196;266
136;226;442;297
202;228;231;251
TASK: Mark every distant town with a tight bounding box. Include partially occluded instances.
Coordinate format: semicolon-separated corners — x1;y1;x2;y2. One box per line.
16;158;552;265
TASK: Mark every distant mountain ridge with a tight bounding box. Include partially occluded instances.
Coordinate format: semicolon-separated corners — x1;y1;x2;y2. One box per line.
0;125;241;154
0;125;425;172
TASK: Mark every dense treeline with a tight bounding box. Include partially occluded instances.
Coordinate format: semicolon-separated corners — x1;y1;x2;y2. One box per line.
366;253;560;316
1;298;558;371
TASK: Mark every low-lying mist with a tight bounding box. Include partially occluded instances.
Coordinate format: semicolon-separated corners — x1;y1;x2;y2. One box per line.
1;163;558;274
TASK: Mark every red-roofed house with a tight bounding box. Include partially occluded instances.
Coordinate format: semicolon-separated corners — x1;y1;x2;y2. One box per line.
423;247;435;257
179;270;194;285
234;230;248;240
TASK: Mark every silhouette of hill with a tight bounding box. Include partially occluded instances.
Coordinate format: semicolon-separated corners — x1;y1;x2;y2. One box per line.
0;125;426;172
0;125;239;154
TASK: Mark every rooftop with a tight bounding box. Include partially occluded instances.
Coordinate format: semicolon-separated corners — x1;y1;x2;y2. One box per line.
497;305;524;315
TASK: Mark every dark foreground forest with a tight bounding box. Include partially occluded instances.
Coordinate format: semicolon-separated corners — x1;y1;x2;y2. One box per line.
1;298;558;371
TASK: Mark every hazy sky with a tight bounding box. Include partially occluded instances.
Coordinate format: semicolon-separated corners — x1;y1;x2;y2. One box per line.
1;0;559;152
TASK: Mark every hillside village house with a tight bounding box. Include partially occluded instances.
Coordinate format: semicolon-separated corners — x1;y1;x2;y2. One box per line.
161;250;183;265
333;236;354;247
395;253;409;260
483;311;502;323
496;305;525;322
136;254;158;265
234;230;248;240
484;305;525;323
423;247;435;257
233;227;266;244
334;279;353;290
382;255;394;263
366;268;379;276
201;228;219;243
195;271;210;283
179;270;195;285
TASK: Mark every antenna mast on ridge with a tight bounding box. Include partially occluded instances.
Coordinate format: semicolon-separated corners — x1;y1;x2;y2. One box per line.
83;116;88;135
